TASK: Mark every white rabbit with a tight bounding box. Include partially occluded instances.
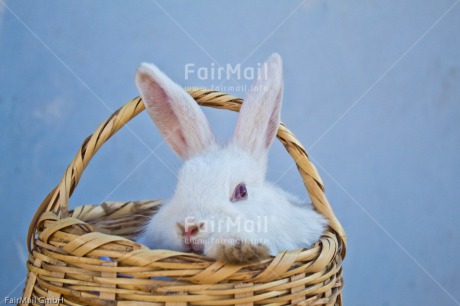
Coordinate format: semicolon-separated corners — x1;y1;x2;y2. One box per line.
136;53;327;264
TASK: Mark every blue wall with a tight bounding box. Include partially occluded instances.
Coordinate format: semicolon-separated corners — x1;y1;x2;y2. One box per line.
1;1;459;305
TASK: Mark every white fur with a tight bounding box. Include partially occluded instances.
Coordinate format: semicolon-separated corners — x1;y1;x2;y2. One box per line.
136;53;327;261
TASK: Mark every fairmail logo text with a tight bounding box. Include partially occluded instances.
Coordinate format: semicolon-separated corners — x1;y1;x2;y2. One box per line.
184;63;268;81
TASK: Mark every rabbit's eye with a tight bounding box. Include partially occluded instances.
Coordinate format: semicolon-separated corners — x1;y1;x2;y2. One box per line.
231;183;248;202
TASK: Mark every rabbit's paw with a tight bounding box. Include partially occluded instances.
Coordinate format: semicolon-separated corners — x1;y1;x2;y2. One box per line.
210;240;270;264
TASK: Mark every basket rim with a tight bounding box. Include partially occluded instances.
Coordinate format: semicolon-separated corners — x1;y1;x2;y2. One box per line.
23;199;344;304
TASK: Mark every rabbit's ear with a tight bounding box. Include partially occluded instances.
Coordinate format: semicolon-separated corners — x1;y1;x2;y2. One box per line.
233;53;283;159
136;63;216;160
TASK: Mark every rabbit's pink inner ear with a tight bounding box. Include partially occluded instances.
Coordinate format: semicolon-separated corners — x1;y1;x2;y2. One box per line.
233;53;283;158
264;90;282;148
136;70;188;158
136;64;216;160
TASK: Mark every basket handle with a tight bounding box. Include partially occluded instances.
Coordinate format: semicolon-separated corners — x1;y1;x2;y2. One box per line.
28;89;346;256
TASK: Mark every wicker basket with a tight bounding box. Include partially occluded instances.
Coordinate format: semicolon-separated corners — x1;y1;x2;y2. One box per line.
21;89;347;305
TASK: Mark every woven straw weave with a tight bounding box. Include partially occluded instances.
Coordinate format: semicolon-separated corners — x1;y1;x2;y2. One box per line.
21;89;346;305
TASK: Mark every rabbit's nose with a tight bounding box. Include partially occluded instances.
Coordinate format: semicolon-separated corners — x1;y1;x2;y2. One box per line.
178;222;204;238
